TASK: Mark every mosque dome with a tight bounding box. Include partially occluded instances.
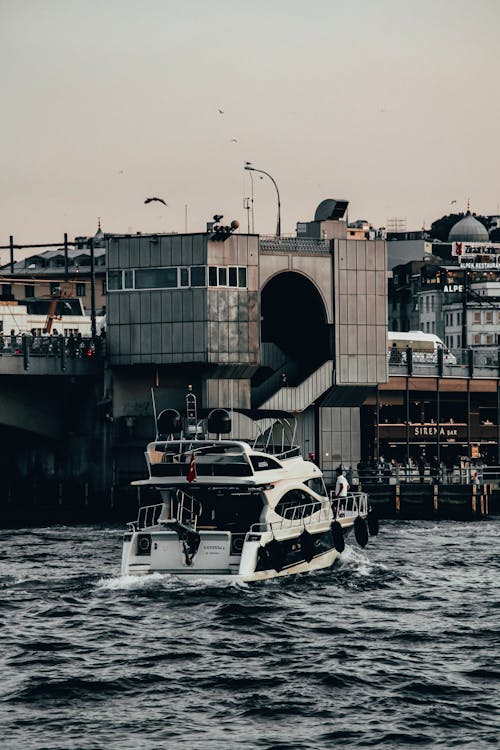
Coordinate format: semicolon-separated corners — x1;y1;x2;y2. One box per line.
448;211;489;242
93;220;105;248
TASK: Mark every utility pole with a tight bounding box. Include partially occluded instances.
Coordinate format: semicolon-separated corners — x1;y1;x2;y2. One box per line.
89;237;97;340
461;270;468;349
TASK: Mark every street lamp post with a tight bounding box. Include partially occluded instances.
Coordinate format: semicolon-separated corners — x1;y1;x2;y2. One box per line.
244;163;281;237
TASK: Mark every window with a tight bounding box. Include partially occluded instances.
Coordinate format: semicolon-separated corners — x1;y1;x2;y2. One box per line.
486;334;494;345
25;285;35;298
76;283;86;297
101;279;106;295
275;489;320;518
179;268;189;287
124;271;134;289
473;311;481;323
135;268;177;289
191;267;206;287
486;311;493;324
474;334;481;345
218;267;227;286
431;296;435;311
249;456;282;471
208;266;247;288
303;477;327;496
107;270;123;291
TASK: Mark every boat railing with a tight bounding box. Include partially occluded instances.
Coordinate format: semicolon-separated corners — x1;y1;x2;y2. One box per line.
128;502;164;531
250;491;368;534
174;489;202;530
127;490;202;532
333;491;368;518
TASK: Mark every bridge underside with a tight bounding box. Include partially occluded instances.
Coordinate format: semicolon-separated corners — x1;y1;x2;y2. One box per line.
0;376;97;439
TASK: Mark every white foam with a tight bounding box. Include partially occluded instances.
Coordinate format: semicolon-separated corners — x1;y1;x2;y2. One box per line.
339;544;386;576
97;572;169;590
97;571;247;591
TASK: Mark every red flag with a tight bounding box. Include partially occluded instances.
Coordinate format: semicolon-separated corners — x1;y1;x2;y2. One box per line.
187;452;197;483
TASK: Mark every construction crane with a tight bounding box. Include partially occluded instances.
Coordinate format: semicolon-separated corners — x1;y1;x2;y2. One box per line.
44;283;74;333
0;276;77;333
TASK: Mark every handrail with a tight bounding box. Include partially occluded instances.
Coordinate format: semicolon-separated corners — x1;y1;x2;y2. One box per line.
251;492;368;534
128;491;202;532
128;502;163;531
175;489;202;530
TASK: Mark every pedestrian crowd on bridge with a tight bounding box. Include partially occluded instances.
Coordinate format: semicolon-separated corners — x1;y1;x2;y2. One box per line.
0;328;106;359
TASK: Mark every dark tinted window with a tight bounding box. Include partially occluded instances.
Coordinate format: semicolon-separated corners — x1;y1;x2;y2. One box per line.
218;267;227;286
228;267;237;286
275;489;319;518
191;267;206;287
250;456;282;471
124;270;134;289
107;270;123;290
209;267;217;286
238;267;247;287
180;268;189;287
135;268;177;289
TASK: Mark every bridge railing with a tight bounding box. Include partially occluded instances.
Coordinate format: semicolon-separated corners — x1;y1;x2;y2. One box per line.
0;334;105;358
388;346;500;378
0;334;105;374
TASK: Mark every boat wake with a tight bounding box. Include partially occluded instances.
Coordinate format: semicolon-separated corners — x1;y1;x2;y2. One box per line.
97;572;247;592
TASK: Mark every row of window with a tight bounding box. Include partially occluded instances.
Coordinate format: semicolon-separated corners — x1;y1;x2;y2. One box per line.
1;283;89;298
445;333;500;348
107;266;248;292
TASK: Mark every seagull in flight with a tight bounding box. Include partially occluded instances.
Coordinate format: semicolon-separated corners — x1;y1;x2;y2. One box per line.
144;197;167;206
218;108;224;114
230;138;238;143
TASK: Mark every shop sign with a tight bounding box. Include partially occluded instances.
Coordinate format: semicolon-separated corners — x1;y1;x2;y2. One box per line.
379;424;467;441
412;426;461;438
442;283;464;293
452;241;500;257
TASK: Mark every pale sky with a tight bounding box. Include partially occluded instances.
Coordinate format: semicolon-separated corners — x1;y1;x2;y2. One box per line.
1;0;499;260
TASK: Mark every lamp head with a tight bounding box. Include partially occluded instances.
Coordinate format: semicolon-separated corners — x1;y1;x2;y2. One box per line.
244;162;254;171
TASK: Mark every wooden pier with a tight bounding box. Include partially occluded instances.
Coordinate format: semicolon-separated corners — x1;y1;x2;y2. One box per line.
362;481;499;520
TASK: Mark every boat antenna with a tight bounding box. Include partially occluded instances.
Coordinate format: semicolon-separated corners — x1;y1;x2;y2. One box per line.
151;387;158;440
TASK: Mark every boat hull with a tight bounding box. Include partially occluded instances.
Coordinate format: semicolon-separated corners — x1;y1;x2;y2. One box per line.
121;525;349;582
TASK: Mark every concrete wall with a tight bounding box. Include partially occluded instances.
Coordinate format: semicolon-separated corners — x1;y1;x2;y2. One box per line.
334;239;388;385
319;406;361;484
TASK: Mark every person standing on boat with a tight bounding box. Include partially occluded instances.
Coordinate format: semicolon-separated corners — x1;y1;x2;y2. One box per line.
334;467;349;498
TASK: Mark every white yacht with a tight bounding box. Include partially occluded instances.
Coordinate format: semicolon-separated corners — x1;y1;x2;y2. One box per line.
121;390;378;582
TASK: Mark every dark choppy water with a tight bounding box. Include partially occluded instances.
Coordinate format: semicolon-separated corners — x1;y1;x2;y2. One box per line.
1;520;499;750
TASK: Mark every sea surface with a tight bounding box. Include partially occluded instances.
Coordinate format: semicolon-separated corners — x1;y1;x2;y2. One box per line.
0;519;499;750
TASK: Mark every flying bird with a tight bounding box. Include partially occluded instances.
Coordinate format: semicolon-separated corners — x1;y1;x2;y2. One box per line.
144;197;167;206
230;138;238;143
218;108;224;114
451;200;457;205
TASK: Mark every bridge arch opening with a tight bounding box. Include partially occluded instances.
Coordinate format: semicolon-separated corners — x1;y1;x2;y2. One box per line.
260;272;331;376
